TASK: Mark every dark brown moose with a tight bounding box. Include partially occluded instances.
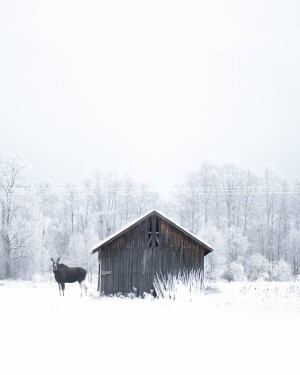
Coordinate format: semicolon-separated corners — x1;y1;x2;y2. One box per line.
51;257;87;297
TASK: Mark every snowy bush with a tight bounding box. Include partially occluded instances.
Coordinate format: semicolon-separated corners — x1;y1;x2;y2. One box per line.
244;254;270;281
270;260;293;281
223;262;246;282
152;269;203;300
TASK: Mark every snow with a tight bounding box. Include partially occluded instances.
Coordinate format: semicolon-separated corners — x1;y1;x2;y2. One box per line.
90;209;213;253
0;280;299;375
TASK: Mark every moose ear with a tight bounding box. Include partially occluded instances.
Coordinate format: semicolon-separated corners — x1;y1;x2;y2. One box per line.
57;257;60;262
50;257;54;262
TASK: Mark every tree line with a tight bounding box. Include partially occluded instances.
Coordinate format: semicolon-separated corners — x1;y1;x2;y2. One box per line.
0;154;299;282
173;161;300;281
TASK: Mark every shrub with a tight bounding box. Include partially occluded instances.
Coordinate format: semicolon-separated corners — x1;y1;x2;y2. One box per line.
270;260;293;281
244;254;270;281
222;262;246;282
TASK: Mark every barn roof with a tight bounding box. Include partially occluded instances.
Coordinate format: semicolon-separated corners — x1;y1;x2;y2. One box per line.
90;210;213;255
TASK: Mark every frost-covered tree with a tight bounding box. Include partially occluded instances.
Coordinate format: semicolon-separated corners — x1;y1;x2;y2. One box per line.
0;155;38;279
219;162;244;228
199;225;226;280
173;160;218;234
286;228;300;276
223;226;249;263
256;167;281;262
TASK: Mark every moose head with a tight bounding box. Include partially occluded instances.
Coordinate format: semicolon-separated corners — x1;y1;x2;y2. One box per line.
51;257;60;271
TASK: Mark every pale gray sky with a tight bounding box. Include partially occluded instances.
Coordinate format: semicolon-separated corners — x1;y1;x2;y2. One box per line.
1;0;299;186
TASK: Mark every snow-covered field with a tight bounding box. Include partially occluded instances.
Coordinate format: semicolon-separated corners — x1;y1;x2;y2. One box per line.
0;280;299;375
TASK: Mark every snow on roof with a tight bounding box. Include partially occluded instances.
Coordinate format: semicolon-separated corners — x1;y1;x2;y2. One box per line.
90;209;213;254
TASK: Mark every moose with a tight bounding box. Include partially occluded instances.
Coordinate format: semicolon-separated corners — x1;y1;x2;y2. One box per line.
51;257;88;297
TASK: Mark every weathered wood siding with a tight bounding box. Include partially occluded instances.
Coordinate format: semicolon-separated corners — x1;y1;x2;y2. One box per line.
98;213;205;296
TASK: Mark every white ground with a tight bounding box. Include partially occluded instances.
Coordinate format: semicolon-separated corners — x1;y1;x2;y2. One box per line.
0;280;299;375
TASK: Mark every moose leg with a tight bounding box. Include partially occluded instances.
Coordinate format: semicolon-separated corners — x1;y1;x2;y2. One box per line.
58;283;61;296
61;283;65;296
81;281;87;296
79;281;87;297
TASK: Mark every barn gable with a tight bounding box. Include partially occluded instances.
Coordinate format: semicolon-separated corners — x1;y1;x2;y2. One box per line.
91;210;213;255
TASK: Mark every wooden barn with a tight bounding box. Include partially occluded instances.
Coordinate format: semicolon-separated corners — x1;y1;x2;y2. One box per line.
90;210;213;296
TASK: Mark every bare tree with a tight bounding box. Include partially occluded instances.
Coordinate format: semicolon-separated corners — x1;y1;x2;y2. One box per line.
64;185;78;236
292;179;300;230
0;155;35;279
240;169;257;236
276;181;289;261
220;162;243;228
197;160;215;226
78;180;92;232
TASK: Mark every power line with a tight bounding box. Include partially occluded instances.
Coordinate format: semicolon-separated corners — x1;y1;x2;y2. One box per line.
1;185;300;195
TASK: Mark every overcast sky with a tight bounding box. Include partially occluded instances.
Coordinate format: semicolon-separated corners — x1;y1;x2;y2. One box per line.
0;0;299;187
